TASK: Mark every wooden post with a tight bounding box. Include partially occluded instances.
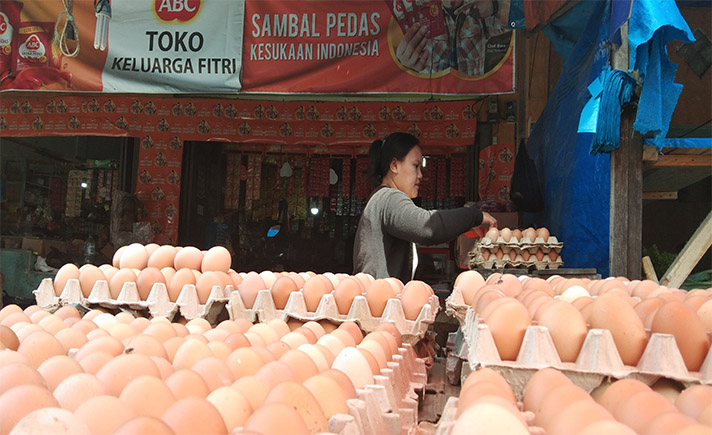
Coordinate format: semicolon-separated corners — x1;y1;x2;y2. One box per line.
660;210;712;289
641;256;658;283
610;104;643;279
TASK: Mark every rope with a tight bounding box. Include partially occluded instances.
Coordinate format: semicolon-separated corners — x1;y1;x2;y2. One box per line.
54;0;80;58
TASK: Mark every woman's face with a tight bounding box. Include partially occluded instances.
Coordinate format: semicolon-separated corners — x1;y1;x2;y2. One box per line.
390;146;423;199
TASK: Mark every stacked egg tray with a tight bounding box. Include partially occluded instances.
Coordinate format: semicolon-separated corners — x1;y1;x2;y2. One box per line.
305;344;427;435
448;307;712;401
33;278;231;325
468;236;563;270
227;289;439;346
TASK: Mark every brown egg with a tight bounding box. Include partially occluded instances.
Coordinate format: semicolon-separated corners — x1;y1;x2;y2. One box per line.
206;387;252;432
334;277;363;315
243;402;309;435
10;407;90;435
614;390;677;433
0;362;46;396
112;246;127;268
454;270;486;305
642;411;696;435
0;384;60;433
164;369;210;399
675;384;712;419
173;246;204;270
302;276;331;312
588;293;648;366
195;271;223;304
96;353;161;396
482;298;531;360
172;339;213;370
499;227;512;242
494;274;524;298
523;367;572;412
534;383;591;428
453;402;528;435
485;226;500;241
248;323;279;344
36;355;83;392
255;361;296;388
596;378;651;412
167;268;196;302
225;348;265;379
17;330;65;368
232;376;270;411
339;321;364;345
522;227;537;241
114;416;175;435
119;243;149;270
578;420;637;435
162;396;227;435
651;301;710;371
546;400;614;435
301;321;326;340
120;375;176;418
331;347;373;389
262;271;281;288
54;263;80;296
135;267;165;301
365;279;395;317
457;381;517;418
280;350;320;382
304;374;349;418
536;227;550;240
53;373;106;412
534;299;588;362
280;331;310;350
400;280;431;320
0;325;19;351
78;265;106;298
201;246;231;273
238;272;267;309
263;381;329;433
109;268;137;300
271;276;299;310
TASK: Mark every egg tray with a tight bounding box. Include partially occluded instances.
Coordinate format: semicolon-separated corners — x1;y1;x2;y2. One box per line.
33;278;231;325
450;307;712;401
226;289;439;345
478;235;563;255
232;344;427;435
467;248;563;271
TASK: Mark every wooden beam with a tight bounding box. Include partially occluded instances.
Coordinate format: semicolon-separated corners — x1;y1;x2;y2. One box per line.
660;210;712;289
610;104;643;279
642;256;659;283
654;154;712;167
642;145;660;163
642;191;678;200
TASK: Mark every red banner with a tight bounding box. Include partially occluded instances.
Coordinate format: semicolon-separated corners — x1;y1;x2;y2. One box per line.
242;0;515;95
1;94;478;242
478;142;514;202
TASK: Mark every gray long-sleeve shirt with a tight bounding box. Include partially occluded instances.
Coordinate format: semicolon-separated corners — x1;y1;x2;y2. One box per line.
353;186;483;283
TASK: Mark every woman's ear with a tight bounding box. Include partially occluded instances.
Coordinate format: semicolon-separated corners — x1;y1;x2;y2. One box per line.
389;157;400;174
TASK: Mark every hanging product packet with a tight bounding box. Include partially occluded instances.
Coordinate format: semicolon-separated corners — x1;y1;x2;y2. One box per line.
15;21;55;72
0;1;22;80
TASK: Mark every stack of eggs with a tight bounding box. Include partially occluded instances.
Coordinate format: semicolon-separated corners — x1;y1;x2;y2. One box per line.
0;303;415;434
447;366;712;434
233;271;434;321
53;243;236;304
469;226;563;270
453;270;712;371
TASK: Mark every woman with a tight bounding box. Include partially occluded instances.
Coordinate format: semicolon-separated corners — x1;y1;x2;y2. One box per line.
353;132;497;283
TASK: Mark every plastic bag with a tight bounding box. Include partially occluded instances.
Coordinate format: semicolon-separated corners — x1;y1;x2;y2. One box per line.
510;139;544;212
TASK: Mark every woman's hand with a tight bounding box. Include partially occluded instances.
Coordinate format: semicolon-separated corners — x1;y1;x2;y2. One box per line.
480;212;497;228
396;23;429;71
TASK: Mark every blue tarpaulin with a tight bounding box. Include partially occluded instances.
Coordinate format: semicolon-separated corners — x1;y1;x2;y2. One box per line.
525;0;612;276
643;137;712;148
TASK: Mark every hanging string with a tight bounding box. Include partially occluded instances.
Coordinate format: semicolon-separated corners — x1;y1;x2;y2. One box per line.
54;0;80;57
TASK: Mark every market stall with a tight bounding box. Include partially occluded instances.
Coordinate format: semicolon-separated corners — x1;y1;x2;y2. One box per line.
1;0;711;433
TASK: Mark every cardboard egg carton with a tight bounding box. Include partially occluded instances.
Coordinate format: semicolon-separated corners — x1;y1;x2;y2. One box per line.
234;343;427;435
467;247;563;270
33;277;231;324
454;307;712;400
226;289;439;345
478;235;563;254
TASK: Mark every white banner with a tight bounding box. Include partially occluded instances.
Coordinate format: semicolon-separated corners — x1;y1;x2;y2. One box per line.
102;0;244;93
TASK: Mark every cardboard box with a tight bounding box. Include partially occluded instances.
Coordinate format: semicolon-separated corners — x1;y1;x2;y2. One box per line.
21;237;46;256
490;212;520;229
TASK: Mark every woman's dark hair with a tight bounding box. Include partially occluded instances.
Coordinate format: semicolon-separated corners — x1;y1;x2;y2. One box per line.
366;132;420;188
